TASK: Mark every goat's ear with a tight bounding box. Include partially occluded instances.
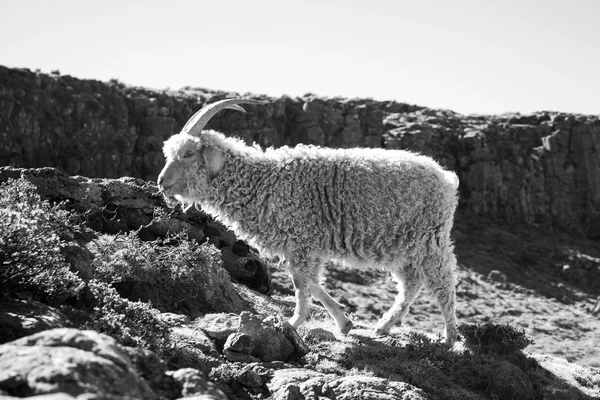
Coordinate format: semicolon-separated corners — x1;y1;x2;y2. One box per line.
202;146;226;181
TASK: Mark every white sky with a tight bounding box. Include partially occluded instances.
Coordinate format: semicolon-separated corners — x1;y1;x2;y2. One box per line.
1;0;598;115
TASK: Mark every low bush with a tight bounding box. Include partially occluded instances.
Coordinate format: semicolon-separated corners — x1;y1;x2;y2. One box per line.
0;179;84;303
85;279;171;354
458;322;535;356
89;230;223;316
91;230;221;285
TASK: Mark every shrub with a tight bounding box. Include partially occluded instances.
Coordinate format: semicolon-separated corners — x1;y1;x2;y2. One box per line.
92;231;220;284
0;179;84;302
458;323;535;356
89;230;223;316
85;279;171;354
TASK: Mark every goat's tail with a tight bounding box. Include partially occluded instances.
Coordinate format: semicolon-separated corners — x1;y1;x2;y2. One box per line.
442;170;459;190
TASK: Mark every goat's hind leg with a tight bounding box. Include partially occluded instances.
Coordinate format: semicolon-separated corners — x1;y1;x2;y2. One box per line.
309;281;353;334
374;262;423;336
425;253;458;346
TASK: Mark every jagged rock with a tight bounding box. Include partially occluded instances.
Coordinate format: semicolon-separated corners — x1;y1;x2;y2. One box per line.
0;298;71;344
271;384;304;400
269;368;427;400
158;312;192;327
196;312;307;362
322;375;428;400
167;325;223;375
236;363;268;388
171;326;220;357
0;166;271;297
223;333;259;362
195;313;241;345
554;249;600;293
236;312;307;362
0;328;156;399
235;312;295;362
166;368;228;400
268;368;331;398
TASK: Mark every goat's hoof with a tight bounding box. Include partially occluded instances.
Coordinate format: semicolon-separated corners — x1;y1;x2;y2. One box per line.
288;316;303;329
373;327;390;336
339;319;353;335
443;336;457;348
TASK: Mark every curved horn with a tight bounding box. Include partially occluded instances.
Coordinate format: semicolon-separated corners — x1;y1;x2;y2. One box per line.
182;98;269;137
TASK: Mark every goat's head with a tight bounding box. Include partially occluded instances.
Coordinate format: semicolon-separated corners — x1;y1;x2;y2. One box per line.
157;98;268;206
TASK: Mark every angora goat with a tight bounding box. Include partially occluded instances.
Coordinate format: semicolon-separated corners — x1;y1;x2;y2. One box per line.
158;98;460;345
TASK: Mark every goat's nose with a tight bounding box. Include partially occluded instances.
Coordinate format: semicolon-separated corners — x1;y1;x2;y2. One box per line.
157;174;164;186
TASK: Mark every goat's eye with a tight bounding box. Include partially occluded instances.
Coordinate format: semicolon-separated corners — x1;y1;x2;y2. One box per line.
183;150;195;158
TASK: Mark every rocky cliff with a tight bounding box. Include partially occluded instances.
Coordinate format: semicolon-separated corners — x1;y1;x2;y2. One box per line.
1;65;600;238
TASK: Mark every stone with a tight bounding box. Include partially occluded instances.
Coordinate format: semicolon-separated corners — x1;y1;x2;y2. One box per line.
0;298;71;344
236;312;297;362
322;375;428;400
0;328;156;399
268;368;331;399
271;384;304;400
195;312;307;363
487;270;507;284
223;333;258;362
158;312;192;327
269;369;428;400
195;313;241;344
171;326;220;358
166;368;228;400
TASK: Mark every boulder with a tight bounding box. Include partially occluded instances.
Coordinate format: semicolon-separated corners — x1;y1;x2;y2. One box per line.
166;368;228;400
0;298;71;344
196;312;308;362
0;328;156;399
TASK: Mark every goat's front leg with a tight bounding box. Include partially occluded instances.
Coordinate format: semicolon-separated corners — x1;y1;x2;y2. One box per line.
288;272;311;328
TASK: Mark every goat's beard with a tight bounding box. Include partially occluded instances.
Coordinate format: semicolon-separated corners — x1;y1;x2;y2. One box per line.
174;194;196;212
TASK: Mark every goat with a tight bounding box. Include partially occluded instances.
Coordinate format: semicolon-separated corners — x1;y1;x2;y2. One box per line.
158;98;459;345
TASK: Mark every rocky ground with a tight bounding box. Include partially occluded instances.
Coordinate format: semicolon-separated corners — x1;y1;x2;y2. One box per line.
2;167;598;399
272;217;600;367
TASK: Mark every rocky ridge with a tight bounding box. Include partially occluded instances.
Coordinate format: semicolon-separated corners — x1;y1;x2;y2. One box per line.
1;65;600;399
1;65;600;239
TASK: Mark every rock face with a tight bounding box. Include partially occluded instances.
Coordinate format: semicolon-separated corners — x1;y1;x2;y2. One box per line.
2;66;599;238
0;166;271;299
